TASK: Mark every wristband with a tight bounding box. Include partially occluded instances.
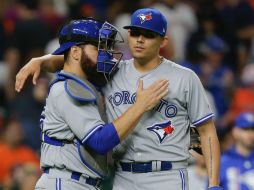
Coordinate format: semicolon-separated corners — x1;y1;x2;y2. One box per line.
208;186;223;190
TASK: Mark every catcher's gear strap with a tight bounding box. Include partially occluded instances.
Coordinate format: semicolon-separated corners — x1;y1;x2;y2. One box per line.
40;132;73;146
49;72;97;102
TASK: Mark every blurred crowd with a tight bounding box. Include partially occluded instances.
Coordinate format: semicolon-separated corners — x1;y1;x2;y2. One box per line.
0;0;253;189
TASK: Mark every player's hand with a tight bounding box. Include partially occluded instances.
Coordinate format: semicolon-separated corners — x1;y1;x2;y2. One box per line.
15;57;42;92
135;79;169;112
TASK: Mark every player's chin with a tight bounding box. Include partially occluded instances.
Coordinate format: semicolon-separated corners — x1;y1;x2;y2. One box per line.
132;52;146;59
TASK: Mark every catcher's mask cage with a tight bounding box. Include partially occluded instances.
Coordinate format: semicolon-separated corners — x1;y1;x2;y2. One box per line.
97;22;124;82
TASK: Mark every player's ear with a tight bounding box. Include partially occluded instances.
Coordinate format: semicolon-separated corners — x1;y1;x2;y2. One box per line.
70;46;82;61
160;36;169;49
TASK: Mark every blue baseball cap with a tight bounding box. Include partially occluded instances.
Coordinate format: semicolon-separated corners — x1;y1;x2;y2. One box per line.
204;35;228;53
52;19;102;55
235;112;254;129
123;8;167;37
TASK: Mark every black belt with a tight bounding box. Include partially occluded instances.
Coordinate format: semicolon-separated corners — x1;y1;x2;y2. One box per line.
43;168;102;188
120;161;172;173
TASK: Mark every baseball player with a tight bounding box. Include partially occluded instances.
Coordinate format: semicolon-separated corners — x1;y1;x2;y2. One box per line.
29;18;168;190
15;8;223;190
220;112;254;190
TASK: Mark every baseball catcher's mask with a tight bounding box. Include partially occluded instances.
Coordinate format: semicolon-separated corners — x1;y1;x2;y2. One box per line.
97;22;124;82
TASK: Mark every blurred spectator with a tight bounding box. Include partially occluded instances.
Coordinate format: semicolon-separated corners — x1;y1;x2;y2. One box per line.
2;0;51;152
220;112;254;189
2;48;21;105
248;38;254;63
199;35;234;122
50;0;69;17
0;49;49;151
152;0;198;61
7;164;39;190
9;0;51;65
221;64;254;128
0;21;5;60
0;59;9;112
13;76;49;151
0;117;40;189
218;0;254;72
38;0;66;37
67;0;107;20
0;0;10;17
250;0;254;10
218;126;235;154
187;4;221;64
188;152;208;190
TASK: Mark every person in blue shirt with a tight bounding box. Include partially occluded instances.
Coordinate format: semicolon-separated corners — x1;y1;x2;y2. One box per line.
220;112;254;190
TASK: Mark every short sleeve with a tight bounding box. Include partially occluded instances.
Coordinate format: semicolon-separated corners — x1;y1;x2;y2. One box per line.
186;71;214;126
56;92;105;141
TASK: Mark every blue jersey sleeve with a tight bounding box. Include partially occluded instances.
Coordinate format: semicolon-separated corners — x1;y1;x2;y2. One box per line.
84;123;120;155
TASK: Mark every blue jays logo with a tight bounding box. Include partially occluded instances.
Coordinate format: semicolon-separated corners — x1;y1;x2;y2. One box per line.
138;13;152;24
147;121;174;143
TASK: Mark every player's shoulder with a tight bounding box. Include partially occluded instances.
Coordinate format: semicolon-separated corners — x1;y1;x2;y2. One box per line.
50;78;97;103
163;59;196;76
49;81;65;98
118;59;133;68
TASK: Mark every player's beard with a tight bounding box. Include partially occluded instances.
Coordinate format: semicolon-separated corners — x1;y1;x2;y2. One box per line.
80;55;108;88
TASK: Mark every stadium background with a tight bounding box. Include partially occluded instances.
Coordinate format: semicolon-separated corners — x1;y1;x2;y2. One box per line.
0;0;253;189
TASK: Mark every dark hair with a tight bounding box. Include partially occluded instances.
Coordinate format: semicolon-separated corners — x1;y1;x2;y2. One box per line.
17;0;39;10
64;50;70;62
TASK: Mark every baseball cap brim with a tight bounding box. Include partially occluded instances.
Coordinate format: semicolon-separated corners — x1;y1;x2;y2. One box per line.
236;120;254;129
123;25;162;36
52;42;84;55
235;113;254;129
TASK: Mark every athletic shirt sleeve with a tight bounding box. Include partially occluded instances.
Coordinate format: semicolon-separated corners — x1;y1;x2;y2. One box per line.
186;71;214;126
55;89;105;141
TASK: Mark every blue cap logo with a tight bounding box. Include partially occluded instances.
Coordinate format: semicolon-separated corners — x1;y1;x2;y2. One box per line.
123;8;167;37
138;13;152;24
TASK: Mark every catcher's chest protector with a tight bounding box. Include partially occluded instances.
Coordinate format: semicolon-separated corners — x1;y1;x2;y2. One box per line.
41;71;107;178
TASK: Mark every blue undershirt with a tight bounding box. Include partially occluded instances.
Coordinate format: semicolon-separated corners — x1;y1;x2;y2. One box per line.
85;123;120;155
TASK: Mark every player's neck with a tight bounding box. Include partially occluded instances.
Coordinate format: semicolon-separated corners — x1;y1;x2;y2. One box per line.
63;61;87;79
133;56;163;73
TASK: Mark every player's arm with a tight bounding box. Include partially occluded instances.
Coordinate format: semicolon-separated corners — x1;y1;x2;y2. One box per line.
196;120;221;188
113;80;169;140
85;80;169;154
15;54;64;92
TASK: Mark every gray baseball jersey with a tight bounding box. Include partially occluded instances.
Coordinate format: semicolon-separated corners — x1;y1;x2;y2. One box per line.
40;71;107;180
103;58;213;163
